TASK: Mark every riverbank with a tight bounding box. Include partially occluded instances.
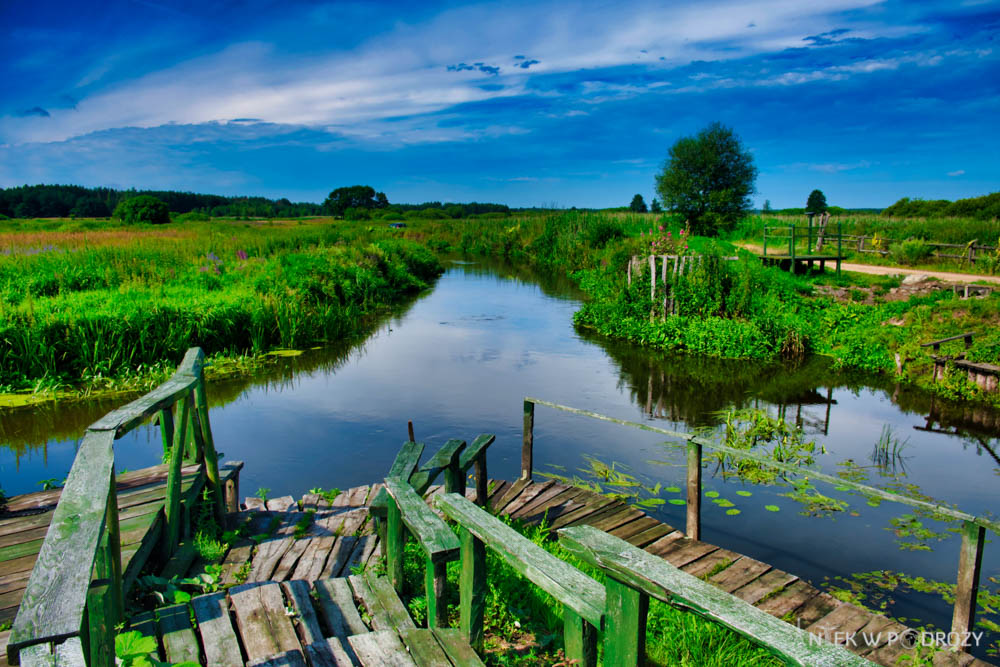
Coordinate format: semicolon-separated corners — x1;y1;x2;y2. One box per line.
404;212;1000;408
0;219;442;402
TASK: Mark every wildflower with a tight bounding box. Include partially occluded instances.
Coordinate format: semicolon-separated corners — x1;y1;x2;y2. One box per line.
236;249;248;261
207;251;220;262
658;225;664;232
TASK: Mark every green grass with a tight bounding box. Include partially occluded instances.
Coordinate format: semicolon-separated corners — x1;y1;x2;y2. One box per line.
0;219;442;392
393;514;782;666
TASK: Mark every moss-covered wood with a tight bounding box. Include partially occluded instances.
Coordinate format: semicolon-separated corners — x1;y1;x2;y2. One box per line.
559;525;872;666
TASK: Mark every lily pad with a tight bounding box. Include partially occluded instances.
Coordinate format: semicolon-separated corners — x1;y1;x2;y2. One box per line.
665;486;681;493
736;490;752;497
834;485;851;492
764;505;780;512
265;349;304;357
705;491;720;498
726;509;741;516
668;498;686;506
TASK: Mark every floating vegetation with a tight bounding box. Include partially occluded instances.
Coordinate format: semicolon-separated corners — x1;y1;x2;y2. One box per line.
705;490;720;498
669;498;686;505
708;408;824;485
781;478;847;517
725;509;741;516
764;505;780;512
736;490;752;497
665;486;681;493
540;456;664;508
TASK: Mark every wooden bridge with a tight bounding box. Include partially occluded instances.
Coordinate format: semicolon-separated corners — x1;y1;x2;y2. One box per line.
1;351;996;665
761;219;846;275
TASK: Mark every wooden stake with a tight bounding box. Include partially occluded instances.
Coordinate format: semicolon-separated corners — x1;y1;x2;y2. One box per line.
950;520;985;647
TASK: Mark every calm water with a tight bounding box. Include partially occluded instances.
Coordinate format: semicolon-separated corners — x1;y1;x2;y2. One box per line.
2;258;998;655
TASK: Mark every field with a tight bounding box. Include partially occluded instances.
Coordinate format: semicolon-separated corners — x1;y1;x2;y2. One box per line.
3;210;1000;408
0;218;440;397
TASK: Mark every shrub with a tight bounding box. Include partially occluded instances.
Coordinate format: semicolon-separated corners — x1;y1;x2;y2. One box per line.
113;196;170;225
888;238;934;265
175;211;211;223
585;218;624;248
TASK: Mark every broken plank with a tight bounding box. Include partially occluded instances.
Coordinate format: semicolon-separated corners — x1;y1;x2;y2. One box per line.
157;604;201;665
348;631;416;667
191;592;242;667
314;578;368;639
229;582;302;663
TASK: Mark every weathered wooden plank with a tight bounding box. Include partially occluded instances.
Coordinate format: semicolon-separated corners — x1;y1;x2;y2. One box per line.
432;628;486;666
229;582;302;663
384;477;459;562
558;526;870;667
247;649;307;667
564;607;598;667
486;480;511;509
221;543;254;586
343;535;373;576
503;481;556;517
191;592;241;667
157;603;201;665
291;536;336;581
656;537;719;569
8;431;114;656
267;496;297;512
250;537;296;582
610;516;662;542
322;537;359;579
805;604;873;644
491;478;531;515
314;578;368;639
399;628;452;666
586;507;645;533
644;529;685;554
437;493;605;628
457;434;496;471
546;496;619;531
348;575;391;631
365;574;416;630
514;485;584;520
681;548;739;579
347;630;416;666
754;580;817;619
793;591;841;627
708;556;772;593
305;638;355;667
282;580;326;647
272;537;312;582
686;440;702;540
89;373;198;436
370;441;426;513
733;569;799;606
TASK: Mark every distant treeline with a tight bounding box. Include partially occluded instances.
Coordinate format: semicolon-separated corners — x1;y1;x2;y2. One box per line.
0;184;511;220
763;207;882;216
882;192;1000;220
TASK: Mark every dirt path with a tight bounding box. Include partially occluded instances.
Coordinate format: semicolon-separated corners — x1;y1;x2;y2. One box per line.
735;242;1000;284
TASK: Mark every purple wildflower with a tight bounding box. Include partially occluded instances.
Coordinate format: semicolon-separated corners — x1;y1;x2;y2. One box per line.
236;249;248;261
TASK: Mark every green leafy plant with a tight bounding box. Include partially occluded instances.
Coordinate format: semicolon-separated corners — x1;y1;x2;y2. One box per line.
308;487;342;504
255;487;271;505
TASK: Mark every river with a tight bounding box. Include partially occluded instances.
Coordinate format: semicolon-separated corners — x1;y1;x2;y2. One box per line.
2;257;998;656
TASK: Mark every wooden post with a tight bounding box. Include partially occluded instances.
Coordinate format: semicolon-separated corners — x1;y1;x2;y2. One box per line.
158;409;174;461
445;454;465;496
836;221;842;276
686;441;702;540
661;255;668;320
474;453;488;506
564;609;597;667
104;470;124;626
521;400;534;480
194;377;225;525
425;557;448;629
763;226;768;257
950;520;985;647
627;256;632;286
857;236;864;252
163;393;190;557
603;579;648;665
386;497;405;592
408;420;415;442
459;526;486;652
86;580;114;667
789;225;796;271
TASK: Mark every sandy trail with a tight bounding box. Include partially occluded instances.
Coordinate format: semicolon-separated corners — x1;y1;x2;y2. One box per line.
735;242;1000;284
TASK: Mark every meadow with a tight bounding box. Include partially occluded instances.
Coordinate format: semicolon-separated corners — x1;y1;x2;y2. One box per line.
4;210;1000;408
0;218;441;395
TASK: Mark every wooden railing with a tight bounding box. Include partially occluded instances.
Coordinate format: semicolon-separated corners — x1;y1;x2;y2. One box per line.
559;525;870;666
763;222;845;263
521;396;998;649
8;348;232;665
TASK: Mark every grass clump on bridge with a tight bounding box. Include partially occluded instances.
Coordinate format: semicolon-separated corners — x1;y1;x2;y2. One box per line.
393;514;781;666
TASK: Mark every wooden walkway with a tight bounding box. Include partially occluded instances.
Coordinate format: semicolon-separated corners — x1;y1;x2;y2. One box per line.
0;460;242;664
4;477;993;665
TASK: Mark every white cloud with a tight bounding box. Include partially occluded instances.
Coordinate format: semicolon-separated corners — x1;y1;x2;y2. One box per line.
948;169;965;176
0;0;909;146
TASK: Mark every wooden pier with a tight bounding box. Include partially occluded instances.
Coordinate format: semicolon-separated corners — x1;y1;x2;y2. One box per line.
1;350;996;665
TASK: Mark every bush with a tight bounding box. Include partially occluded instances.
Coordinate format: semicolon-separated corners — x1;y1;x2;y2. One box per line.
174;211;211;223
584;218;624;248
888;238;934;265
343;207;372;221
113;196;170;225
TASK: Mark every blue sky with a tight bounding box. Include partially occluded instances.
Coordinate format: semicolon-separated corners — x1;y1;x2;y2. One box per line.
1;1;997;208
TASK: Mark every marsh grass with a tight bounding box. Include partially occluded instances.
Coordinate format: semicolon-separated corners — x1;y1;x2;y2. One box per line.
0;220;442;390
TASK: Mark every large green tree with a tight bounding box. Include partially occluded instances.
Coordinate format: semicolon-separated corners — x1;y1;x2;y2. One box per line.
323;185;389;217
654;122;757;235
113;195;170;225
806;189;827;214
629;194;648;212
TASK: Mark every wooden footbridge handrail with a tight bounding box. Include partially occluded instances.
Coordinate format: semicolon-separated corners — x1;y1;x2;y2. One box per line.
522;396;995;650
560;525;871;666
8;347;229;666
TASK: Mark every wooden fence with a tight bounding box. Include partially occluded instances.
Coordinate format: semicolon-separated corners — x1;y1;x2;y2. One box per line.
627;254;739;317
519;397;996;649
8;347;233;665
